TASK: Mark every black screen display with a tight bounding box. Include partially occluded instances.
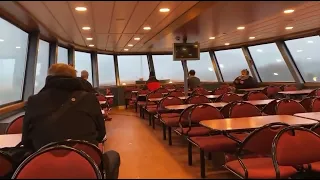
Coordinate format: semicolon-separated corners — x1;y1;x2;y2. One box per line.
173;43;200;60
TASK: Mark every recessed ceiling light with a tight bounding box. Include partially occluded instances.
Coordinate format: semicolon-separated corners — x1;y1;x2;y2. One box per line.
86;38;93;41
274;73;279;76
75;7;87;11
134;37;140;41
249;37;255;40
297;49;303;52
128;44;133;47
257;49;263;52
16;46;21;49
82;26;91;30
209;37;215;40
124;49;129;51
0;39;4;42
225;43;230;46
88;44;94;47
285;26;293;30
307;40;314;43
159;8;170;12
143;26;151;30
237;26;245;30
284;9;294;14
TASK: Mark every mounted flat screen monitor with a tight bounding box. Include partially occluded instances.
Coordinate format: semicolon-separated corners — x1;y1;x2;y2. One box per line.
173;43;200;61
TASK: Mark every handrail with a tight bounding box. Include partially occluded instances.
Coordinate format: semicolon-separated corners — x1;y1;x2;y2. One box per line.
0;102;25;116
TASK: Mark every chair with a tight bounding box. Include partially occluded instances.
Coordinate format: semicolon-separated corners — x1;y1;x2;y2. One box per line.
5;115;24;134
157;96;183;131
156;88;169;94
311;97;320;112
191;87;210;96
168;90;184;98
163;84;176;89
225;122;295;179
135;89;150;113
276;99;306;115
220;101;238;118
229;102;262;118
245;91;268;101
212;87;229;95
300;97;315;112
282;85;298;91
272;126;320;177
0;151;15;178
263;86;282;98
220;93;243;103
144;91;163;125
307;88;320;97
311;123;320;136
12;146;102;179
185;95;211;104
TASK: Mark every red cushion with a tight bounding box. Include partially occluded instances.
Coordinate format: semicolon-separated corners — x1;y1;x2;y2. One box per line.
175;127;211;137
137;102;146;106
226;158;297;179
146;107;157;113
161;117;180;127
161;113;180;118
190;135;239;153
311;161;320;172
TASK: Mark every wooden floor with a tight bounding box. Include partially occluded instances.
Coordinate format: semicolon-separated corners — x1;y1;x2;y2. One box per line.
104;108;237;179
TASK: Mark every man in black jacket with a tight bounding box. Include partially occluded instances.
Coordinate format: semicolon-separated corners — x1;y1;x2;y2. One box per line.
22;64;120;179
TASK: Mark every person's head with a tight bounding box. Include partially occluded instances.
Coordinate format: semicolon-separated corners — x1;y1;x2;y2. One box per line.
189;70;196;76
149;71;155;77
241;69;249;76
81;70;89;80
48;63;77;78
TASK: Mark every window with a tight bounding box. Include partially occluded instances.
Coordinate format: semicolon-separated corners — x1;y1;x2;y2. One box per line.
74;51;93;84
187;52;217;82
285;36;320;82
97;54;116;86
117;55;149;85
214;48;251;82
34;40;49;94
0;17;28;106
248;43;294;82
152;55;184;82
57;46;68;64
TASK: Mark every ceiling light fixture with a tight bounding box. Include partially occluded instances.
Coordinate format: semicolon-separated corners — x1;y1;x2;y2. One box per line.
225;43;230;46
143;26;151;30
285;26;293;30
128;44;133;47
273;73;279;76
124;49;129;51
88;44;94;47
75;7;87;11
159;8;170;12
82;26;91;30
249;37;255;40
16;46;21;49
284;9;294;14
209;37;215;40
134;37;140;41
307;40;314;43
86;38;93;41
237;26;245;30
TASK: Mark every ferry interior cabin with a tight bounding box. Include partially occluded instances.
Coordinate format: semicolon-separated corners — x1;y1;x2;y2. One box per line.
2;1;320;179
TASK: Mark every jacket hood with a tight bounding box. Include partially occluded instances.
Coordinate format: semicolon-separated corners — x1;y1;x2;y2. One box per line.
39;75;85;92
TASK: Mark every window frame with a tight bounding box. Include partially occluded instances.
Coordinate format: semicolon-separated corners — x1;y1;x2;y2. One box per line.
97;53;117;87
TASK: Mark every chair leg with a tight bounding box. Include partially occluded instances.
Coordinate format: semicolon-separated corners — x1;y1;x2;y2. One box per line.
152;116;155;129
149;114;151;126
168;127;172;146
188;141;192;166
200;149;206;178
162;124;167;140
135;102;138;112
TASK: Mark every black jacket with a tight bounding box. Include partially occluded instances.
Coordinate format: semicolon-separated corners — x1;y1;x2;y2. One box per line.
77;77;97;94
233;76;258;89
22;76;106;150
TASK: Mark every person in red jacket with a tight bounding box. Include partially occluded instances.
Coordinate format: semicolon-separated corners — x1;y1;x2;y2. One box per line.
146;71;161;91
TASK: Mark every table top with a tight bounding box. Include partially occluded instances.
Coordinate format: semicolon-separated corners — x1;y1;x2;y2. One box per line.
0;134;22;148
238;87;265;92
105;95;114;98
99;101;106;104
278;89;314;95
244;99;275;106
148;94;245;102
200;115;317;131
294;112;320;121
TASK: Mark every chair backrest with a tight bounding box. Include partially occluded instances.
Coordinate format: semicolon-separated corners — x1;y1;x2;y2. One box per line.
169;91;184;98
212;87;229;95
263;86;282;98
192;87;210;95
311;123;320;135
246;91;269;101
276;99;306;115
272;126;320;168
12;146;102;179
186;95;211;104
5;115;24;134
283;85;297;91
261;99;279;115
229;102;262;118
221;93;242;103
220;101;238;118
312;97;320;112
156;88;169;94
147;82;161;91
179;105;196;127
157;96;183;112
188;104;224;124
137;89;150;96
0;151;14;178
300;97;315;112
307;88;320;97
163;84;175;89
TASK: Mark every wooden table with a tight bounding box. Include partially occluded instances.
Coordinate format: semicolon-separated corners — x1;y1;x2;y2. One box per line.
278;89;314;95
99;101;106;105
244;99;275;106
238;87;265;92
294;112;320;121
0;134;22;148
165;102;228;110
200;115;317;131
105;95;114;98
149;94;245;102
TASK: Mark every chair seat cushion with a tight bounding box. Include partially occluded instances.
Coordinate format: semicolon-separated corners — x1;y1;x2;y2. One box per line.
175;127;211;137
137;102;146;106
161;113;180;118
225;158;297;179
311;161;320;172
161;117;180;127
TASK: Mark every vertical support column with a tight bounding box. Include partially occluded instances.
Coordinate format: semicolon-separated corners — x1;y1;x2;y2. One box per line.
68;47;75;66
23;31;40;100
276;41;304;84
209;51;223;82
242;47;261;82
48;42;58;67
147;54;155;73
91;52;99;87
182;60;188;97
114;55;120;86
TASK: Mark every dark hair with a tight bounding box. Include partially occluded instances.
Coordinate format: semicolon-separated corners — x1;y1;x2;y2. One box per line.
189;70;196;76
149;71;155;77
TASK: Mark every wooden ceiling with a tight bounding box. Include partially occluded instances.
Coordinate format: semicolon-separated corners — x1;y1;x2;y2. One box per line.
1;1;319;53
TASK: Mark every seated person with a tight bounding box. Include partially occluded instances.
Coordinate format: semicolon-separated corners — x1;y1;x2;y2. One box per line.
233;69;258;89
146;71;161;91
22;63;120;179
187;70;201;91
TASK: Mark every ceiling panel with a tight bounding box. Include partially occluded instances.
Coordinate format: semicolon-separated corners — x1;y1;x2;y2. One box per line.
106;34;122;48
96;34;108;50
92;1;114;34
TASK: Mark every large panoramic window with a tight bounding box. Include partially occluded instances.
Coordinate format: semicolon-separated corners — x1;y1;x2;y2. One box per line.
187;52;217;82
0;17;29;106
249;43;294;82
75;51;93;84
214;48;251;82
98;54;116;86
152;55;184;82
117;55;149;85
285;36;320;82
34;40;49;94
57;46;68;64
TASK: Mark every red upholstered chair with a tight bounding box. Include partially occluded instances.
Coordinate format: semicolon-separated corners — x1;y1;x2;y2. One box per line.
163;84;176;89
225;122;295;179
12;146;102;179
311;97;320;112
300;97;315;112
156;88;169;94
221;93;243;103
144;91;163;125
220;101;238;118
136;89;150;114
191;87;210;96
5;115;24;134
168;90;184;98
272;126;320;177
261;99;279;115
229;102;261;118
246;91;268;101
311;123;320;136
276;99;306;115
263;86;282;98
213;87;230;95
186;95;211;104
0;151;15;178
307;88;320;97
283;85;298;91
